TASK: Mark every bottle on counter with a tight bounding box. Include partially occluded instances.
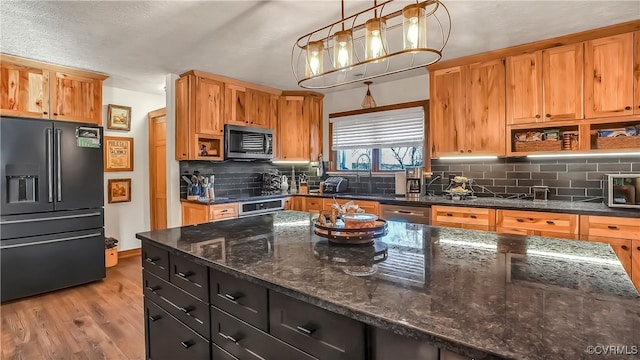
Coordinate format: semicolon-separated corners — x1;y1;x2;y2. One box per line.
290;166;297;194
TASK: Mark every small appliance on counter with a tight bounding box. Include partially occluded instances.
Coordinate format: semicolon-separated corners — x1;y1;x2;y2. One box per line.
405;167;423;198
395;172;406;196
604;174;640;209
323;177;349;193
532;185;549;202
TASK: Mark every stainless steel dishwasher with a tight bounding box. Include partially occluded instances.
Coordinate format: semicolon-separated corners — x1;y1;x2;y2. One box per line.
379;204;431;225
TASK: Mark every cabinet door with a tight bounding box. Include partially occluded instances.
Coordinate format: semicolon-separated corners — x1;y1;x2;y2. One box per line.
632;240;640;292
634;31;640;115
195;77;224;135
0;62;49;119
246;89;271;128
430;67;465;157
269;94;279;130
175;75;193;160
465;59;506;156
225;83;247;126
51;72;102;124
542;43;584;121
585;33;633;118
306;95;323;161
278;95;309;160
506;51;543;124
181;202;209;226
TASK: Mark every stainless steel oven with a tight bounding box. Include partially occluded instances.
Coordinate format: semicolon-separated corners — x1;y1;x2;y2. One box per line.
237;198;285;218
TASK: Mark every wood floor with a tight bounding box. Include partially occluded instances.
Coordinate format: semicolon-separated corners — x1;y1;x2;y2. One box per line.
1;256;145;360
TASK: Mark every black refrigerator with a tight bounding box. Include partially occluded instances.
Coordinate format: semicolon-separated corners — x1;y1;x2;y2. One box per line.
1;116;105;302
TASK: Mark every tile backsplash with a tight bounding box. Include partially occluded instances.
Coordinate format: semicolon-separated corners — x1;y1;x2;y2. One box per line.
429;157;640;202
179;157;639;203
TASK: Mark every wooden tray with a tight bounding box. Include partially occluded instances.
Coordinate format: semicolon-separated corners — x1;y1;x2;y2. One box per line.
514;140;562;152
594;135;640;150
313;218;388;245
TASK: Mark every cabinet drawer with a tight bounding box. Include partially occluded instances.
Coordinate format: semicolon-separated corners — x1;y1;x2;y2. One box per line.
144;271;210;339
170;253;209;302
212;343;240;360
145;299;210;360
211;306;316;360
210;268;268;331
306;198;323;212
580;215;640;240
269;291;365;360
210;203;238;221
632;240;640;292
143;241;170;281
496;210;578;235
432;206;495;229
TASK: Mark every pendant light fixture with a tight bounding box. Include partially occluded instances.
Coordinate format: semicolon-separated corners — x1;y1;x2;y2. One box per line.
292;0;451;89
361;81;377;109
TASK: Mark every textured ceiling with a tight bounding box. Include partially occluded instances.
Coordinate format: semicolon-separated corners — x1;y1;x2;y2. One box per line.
1;1;638;95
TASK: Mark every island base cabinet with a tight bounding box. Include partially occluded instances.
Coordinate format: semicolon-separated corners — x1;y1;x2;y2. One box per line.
211;306;316;360
212;343;240;360
373;328;438;360
145;299;210;360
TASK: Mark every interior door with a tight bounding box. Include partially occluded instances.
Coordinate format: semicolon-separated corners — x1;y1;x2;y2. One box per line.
54;121;104;211
0;117;54;215
149;108;167;230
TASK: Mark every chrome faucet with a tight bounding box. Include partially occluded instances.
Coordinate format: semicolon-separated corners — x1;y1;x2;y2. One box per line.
355;153;373;194
425;175;442;196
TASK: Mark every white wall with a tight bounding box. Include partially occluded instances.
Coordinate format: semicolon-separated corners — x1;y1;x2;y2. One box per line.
102;86;166;251
322;74;430;159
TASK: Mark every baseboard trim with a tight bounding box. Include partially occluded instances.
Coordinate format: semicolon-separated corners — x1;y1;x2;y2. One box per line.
118;248;141;259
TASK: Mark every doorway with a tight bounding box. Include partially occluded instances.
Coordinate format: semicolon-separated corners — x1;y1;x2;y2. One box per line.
148;108;167;230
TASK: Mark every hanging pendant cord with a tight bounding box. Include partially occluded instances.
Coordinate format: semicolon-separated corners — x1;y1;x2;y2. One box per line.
341;0;345;31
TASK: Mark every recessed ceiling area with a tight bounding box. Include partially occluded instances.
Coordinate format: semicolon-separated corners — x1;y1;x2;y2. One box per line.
1;1;638;95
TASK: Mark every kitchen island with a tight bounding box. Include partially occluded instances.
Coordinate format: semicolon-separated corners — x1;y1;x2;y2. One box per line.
136;211;640;360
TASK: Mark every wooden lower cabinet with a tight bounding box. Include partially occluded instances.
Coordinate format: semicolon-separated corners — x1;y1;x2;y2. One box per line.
496;210;578;240
633;240;640;292
431;205;495;231
181;202;238;226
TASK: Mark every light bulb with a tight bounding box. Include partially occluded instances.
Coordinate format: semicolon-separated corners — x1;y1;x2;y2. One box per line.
337;42;349;68
407;17;419;49
309;52;320;75
370;30;382;58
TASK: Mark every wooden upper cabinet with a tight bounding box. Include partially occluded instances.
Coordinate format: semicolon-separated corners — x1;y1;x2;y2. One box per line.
278;95;309;161
465;59;506;156
542;43;584;121
246;89;271;128
306;95;323;161
224;84;247;126
51;72;102;124
585;33;634;118
430;66;465;157
634;31;640;115
269;94;279;130
506;51;543;124
195;77;224;135
175;75;193;160
0;63;49;118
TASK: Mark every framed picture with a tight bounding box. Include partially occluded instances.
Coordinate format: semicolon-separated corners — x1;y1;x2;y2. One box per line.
104;136;134;172
107;178;131;203
107;104;132;131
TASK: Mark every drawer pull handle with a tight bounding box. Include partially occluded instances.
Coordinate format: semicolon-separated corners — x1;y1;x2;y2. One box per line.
220;332;243;344
145;257;159;265
469;214;477;219
148;315;161;322
180;341;193;349
145;286;161;294
178;305;194;314
296;325;318;335
396;210;412;214
516;218;524;222
176;271;193;279
546;220;555;225
621;245;629;251
446;213;453;217
224;292;244;302
607;225;618;230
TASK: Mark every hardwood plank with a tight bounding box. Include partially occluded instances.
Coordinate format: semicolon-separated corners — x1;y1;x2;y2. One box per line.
1;256;144;360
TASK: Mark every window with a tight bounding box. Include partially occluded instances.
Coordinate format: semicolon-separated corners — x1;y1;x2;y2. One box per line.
330;103;427;172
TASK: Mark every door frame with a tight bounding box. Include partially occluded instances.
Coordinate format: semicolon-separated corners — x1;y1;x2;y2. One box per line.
148;108;167;231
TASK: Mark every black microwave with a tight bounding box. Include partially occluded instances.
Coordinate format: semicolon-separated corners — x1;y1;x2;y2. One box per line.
224;124;273;160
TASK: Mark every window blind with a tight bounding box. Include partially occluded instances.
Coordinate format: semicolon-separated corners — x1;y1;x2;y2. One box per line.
330;107;424;150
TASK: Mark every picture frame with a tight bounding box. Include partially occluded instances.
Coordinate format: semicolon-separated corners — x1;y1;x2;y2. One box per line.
107;104;132;131
104;136;134;172
107;178;131;203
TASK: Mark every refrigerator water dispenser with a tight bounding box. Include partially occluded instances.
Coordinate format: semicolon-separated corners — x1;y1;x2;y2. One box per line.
7;175;37;203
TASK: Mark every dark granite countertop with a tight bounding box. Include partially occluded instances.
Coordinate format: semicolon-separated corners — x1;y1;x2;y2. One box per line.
136;211;640;360
180;192;640;218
